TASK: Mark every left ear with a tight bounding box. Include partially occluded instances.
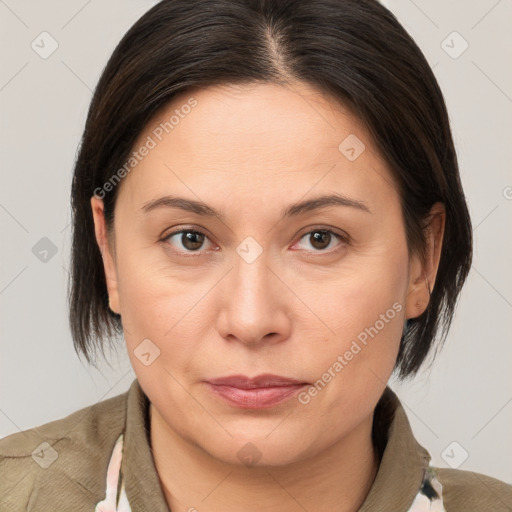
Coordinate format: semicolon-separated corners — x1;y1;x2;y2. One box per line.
405;202;446;319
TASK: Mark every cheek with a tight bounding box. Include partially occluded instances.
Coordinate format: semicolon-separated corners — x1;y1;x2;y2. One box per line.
322;249;407;329
305;246;409;379
294;272;406;432
114;246;222;381
114;243;188;345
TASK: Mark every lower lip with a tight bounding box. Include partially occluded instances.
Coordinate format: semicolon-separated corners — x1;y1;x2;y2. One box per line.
205;382;308;409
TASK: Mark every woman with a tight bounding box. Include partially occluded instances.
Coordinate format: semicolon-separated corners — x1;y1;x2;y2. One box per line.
1;0;510;510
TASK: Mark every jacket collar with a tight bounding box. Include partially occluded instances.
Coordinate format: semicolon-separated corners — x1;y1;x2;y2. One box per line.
121;379;170;511
359;386;431;511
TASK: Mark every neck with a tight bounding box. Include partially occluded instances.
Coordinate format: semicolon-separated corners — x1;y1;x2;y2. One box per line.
150;404;379;512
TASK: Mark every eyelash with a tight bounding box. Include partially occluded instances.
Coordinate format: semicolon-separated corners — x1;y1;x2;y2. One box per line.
159;226;350;255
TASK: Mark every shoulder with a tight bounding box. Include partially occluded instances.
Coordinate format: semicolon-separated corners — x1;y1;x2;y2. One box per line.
434;466;512;511
0;390;128;457
0;389;129;511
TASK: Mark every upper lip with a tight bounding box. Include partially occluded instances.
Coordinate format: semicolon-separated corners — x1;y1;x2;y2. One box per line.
206;374;308;389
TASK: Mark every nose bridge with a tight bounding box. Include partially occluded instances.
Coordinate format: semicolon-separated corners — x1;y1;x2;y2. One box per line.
218;239;289;344
231;244;275;316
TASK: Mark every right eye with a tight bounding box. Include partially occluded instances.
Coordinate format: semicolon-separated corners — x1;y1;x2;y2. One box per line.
162;228;216;253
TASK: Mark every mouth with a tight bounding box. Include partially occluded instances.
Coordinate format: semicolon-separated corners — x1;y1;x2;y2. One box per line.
204;374;310;409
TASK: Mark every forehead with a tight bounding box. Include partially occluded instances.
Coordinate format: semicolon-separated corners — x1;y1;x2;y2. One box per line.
154;82;369;158
117;82;396;208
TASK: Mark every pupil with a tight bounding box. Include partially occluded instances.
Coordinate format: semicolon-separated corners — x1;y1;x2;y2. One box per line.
311;231;330;250
183;232;204;250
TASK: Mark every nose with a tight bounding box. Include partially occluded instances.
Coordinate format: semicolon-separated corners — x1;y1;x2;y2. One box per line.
216;249;292;347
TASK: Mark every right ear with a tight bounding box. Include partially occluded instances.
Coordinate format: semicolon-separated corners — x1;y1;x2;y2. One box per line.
90;196;121;314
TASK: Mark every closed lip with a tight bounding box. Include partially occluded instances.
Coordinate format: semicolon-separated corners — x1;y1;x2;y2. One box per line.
206;374;308;389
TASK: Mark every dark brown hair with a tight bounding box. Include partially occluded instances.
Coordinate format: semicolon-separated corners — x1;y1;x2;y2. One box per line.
69;0;472;379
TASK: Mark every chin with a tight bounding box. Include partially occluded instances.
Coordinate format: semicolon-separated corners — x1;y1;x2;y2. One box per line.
203;435;312;468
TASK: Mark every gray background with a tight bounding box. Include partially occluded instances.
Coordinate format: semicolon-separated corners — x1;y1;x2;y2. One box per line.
1;0;511;483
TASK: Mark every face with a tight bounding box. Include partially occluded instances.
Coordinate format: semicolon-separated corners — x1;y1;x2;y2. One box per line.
91;82;440;466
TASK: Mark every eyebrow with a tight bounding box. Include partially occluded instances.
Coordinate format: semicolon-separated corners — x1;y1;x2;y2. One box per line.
141;193;372;220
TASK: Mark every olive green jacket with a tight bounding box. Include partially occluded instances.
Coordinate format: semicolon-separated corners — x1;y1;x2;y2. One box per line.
1;379;511;511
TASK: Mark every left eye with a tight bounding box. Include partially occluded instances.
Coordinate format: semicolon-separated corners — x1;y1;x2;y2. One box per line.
294;229;348;252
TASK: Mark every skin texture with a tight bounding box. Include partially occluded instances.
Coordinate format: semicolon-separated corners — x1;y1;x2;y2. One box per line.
91;82;445;512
